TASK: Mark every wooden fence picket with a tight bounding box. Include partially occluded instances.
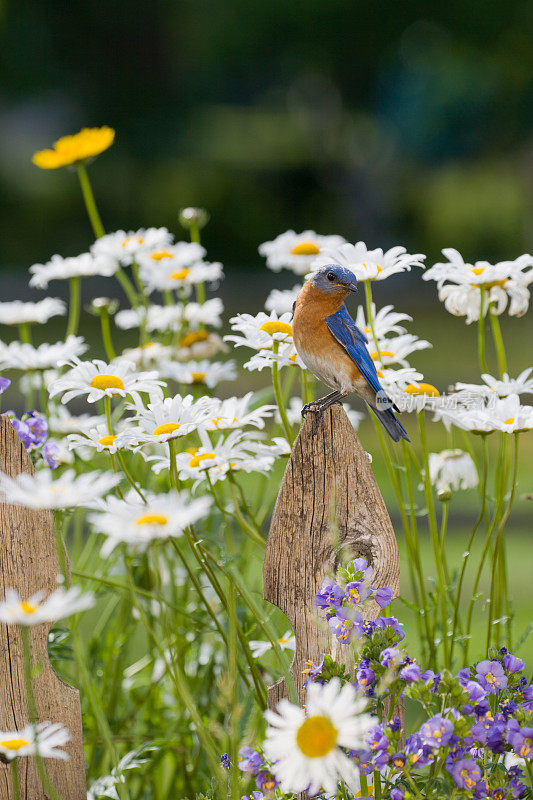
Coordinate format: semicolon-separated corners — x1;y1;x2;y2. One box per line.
0;415;86;799
263;404;400;706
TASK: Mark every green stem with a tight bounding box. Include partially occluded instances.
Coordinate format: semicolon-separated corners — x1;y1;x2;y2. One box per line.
99;308;116;361
20;627;65;800
374;769;382;800
115;267;140;308
11;759;21;800
477;286;488;373
363;280;382;361
464;434;509;663
104;395;113;435
66;277;81;339
449;435;489;663
486;432;519;652
115;451;146;502
76;163;105;238
489;308;507;377
168;439;180;490
228;475;265;544
272;341;294;445
418;411;450;667
18;322;32;344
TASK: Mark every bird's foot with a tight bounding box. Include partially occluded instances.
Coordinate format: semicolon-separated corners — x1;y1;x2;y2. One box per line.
301;400;322;417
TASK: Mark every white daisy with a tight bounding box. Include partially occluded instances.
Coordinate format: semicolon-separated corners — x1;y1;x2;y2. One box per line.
423;248;533;287
0;722;70;761
0;468;120;509
387;378;441;413
249;630;296;659
29;252;117;288
455;369;533;398
259;230;346;275
0;298;66;326
144;259;224;294
264;678;376;795
370;333;432;369
149;430;274;484
354;303;412;339
115;305;183;333
205;393;276;431
48;357;165;405
68;423;139;454
160;359;237;388
265;285;302;314
249;437;292;457
175;331;227;361
244;343;305;371
424;249;533;322
434;393;533;433
0;336;88;371
130;393;216;444
426;450;478;498
88;489;212;556
47;406;103;435
90;227;173;267
183;298;224;328
121;342;174;368
0;586;94;626
312;241;425;281
225;311;293;351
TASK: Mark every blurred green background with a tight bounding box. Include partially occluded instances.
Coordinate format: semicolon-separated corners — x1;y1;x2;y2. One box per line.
1;1;532;662
2;0;533;276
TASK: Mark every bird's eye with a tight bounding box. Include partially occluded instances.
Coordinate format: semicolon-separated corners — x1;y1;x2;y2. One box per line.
326;272;336;282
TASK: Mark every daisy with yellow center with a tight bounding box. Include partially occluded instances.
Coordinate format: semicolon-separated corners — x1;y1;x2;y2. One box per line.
48;356;165;405
67;423;138;455
159;359;237;389
32;126;115;169
225;311;294;351
87;489;212;556
136;242;223;294
249;629;295;659
312;240;425;282
0;587;94;626
131;393;216;445
259;230;346;274
91;227;172;269
0;722;70;761
263;678;376;795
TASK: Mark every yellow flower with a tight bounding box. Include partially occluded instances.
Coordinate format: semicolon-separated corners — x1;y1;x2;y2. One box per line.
32;126;115;169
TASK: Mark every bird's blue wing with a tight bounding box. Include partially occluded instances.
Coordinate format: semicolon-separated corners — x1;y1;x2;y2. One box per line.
325;304;383;397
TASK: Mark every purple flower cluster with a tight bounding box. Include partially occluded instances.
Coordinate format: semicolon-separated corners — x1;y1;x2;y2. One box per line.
6;410;59;469
315;558;400;646
238;746;278;794
0;375;11;395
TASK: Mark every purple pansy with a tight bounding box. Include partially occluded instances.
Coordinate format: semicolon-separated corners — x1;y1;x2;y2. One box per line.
449;758;482;789
329;607;364;643
475;660;508;694
315;578;343;609
0;376;11;394
522;684;533;712
256;770;278;792
345;580;371;606
380;647;401;667
374;616;405;640
510;727;533;758
43;440;60;469
374;586;393;608
351;557;375;582
420;713;455;748
400;662;421;683
503;653;525;673
238;746;263;774
356;661;375;688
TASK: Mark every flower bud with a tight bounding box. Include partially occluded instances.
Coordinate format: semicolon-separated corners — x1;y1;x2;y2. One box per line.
179;207;210;231
90;297;119;315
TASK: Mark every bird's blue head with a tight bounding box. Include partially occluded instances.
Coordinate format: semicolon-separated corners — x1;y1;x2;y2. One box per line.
310;264;358;296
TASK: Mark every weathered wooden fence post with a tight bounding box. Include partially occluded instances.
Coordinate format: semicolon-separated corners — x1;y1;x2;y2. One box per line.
263;404;400;706
0;415;86;799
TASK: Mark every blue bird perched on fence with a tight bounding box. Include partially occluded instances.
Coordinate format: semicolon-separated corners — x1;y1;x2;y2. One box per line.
292;264;410;442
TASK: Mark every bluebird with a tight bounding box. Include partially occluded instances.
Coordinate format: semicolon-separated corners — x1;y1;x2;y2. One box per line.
292;264;410;441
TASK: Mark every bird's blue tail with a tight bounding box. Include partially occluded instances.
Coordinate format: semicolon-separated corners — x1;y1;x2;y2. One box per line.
370;404;410;443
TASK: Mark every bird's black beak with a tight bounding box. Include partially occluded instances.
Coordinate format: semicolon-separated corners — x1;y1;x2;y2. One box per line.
344;281;358;293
